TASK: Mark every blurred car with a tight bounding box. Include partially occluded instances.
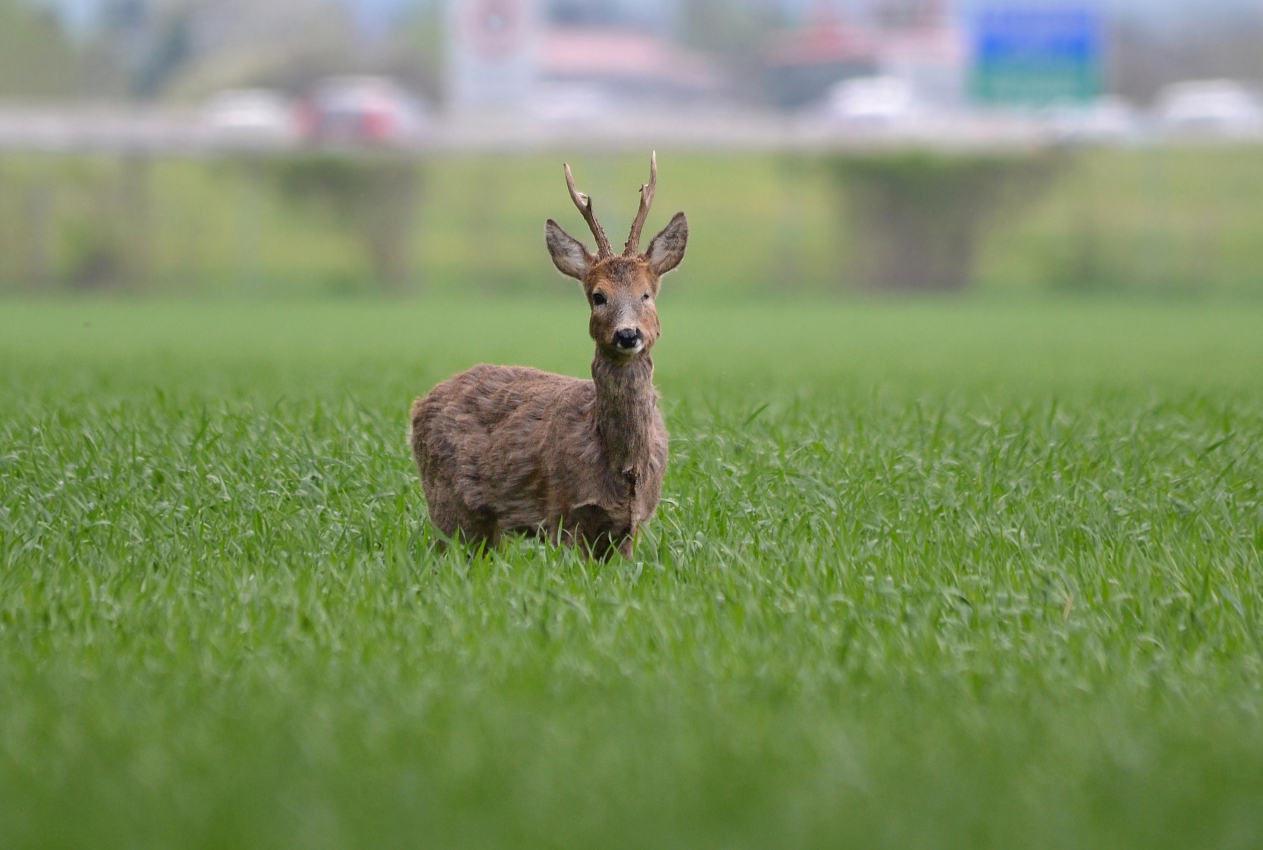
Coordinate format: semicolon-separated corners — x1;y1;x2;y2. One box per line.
822;76;921;127
202;89;299;147
528;83;618;124
1047;96;1143;144
1155;80;1263;138
300;77;429;146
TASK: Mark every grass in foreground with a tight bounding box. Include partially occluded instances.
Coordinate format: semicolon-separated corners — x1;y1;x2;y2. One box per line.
1;298;1262;849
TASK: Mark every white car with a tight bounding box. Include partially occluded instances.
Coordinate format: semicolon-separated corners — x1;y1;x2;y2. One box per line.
528;83;618;124
824;76;920;126
1155;80;1263;138
1047;97;1142;144
202;89;299;147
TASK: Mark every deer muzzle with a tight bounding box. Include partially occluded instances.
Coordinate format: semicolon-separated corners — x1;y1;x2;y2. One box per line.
612;328;645;354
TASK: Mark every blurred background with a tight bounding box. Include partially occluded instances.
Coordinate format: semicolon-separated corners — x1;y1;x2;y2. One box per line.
0;0;1261;297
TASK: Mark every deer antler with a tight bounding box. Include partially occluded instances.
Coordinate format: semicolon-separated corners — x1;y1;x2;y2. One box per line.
564;163;613;259
623;151;658;257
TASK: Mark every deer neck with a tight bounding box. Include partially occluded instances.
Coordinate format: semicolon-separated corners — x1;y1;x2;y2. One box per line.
592;352;658;478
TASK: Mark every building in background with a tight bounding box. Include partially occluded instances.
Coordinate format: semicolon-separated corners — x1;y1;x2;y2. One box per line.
762;0;965;110
446;0;725;115
536;27;724;111
763;5;881;109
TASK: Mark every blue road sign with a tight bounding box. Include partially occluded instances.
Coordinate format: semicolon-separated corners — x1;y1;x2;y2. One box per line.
971;4;1105;104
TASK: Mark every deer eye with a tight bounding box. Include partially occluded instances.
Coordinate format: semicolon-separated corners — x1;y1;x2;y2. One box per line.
591;292;607;306
642;293;651;301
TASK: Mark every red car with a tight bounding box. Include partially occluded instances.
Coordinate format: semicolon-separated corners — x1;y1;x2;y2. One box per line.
299;77;429;146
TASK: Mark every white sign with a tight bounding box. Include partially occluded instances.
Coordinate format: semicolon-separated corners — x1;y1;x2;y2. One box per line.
446;0;541;111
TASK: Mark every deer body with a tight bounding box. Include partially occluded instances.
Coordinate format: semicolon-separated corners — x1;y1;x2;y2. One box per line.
410;154;688;558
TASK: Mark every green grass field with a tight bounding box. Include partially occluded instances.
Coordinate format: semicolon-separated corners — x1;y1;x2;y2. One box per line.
2;297;1263;849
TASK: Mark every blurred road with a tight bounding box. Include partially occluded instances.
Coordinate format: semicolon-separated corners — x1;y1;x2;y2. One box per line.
0;103;1194;156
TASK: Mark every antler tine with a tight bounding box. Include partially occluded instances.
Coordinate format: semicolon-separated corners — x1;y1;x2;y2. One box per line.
623;151;658;256
564;163;613;259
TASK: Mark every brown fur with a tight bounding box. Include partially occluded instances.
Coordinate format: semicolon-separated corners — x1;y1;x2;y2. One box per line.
410;157;689;559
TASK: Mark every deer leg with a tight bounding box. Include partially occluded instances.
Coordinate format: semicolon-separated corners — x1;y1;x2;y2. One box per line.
563;505;613;557
579;531;632;561
450;506;498;554
616;534;635;559
422;476;498;553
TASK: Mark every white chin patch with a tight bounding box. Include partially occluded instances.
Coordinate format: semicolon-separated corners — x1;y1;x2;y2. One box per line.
616;342;644;356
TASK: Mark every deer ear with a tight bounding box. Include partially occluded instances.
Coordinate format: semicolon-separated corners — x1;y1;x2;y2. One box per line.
646;212;688;277
546;220;593;280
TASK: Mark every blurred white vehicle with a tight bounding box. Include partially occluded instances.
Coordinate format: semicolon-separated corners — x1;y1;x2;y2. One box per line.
824;76;920;126
528;83;618;124
1155;80;1263;138
202;89;299;147
1048;96;1142;144
301;77;429;146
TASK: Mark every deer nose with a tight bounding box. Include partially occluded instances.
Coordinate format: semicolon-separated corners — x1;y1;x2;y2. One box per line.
613;328;643;350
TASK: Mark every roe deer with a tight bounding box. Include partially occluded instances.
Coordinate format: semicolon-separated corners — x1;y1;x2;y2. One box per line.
410;153;688;559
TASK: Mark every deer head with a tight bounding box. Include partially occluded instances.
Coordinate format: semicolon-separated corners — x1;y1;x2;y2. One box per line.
545;153;689;360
